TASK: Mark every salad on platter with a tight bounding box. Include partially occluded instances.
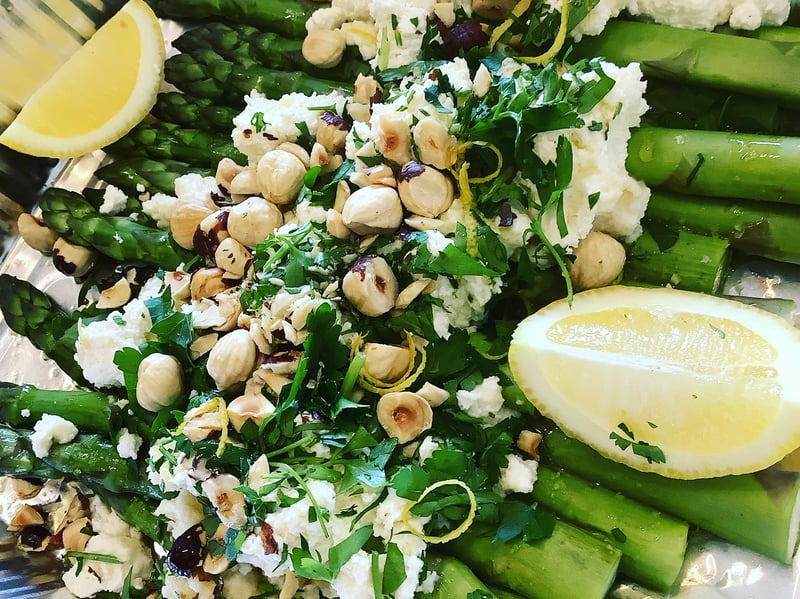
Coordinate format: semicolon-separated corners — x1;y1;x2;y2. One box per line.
2;0;800;598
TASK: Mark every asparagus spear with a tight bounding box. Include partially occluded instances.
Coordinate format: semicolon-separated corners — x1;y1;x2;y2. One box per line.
418;555;495;598
90;487;164;542
643;80;800;136
147;0;315;39
623;226;732;294
445;521;622;599
164;52;353;103
149;92;240;134
542;429;800;564
39;187;193;269
105;121;246;169
94;156;214;197
626;127;800;204
532;465;688;591
645;190;800;265
0;274;87;386
0;426;60;479
0;383;114;434
572;20;800;106
171;23;370;83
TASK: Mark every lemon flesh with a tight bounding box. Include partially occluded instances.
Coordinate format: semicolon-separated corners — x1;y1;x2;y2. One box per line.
509;286;800;479
0;0;164;158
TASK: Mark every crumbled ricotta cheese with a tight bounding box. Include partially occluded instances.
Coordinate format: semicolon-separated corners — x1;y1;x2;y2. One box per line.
116;428;142;460
533;61;650;248
74;299;152;388
573;0;790;38
430;275;502;339
456;376;513;424
498;453;539;494
232;91;348;165
141;192;179;229
30;414;78;458
62;496;154;597
98;185;127;215
155;490;205;537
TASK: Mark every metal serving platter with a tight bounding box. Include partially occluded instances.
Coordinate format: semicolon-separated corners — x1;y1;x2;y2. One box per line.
0;13;799;599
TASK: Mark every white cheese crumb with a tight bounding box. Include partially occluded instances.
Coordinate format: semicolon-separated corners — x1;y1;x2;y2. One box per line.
30;414;78;458
116;428;143;460
74;299;152;388
456;376;513;424
142;192;179;229
498;453;539;494
98;185;127;215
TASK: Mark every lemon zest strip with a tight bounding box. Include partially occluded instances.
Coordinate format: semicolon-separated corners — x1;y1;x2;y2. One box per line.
488;0;533;50
519;0;571;66
401;479;477;544
453;162;480;257
358;331;428;395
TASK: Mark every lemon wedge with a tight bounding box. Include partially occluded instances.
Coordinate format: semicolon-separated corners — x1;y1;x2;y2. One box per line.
509;286;800;479
0;0;164;158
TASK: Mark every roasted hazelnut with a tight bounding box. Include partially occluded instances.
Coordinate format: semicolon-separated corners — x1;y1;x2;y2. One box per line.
215;157;245;189
569;230;626;291
517;430;543;460
190;267;233;300
136;353;184;412
277;141;311;169
412;117;457;169
302;29;346;68
228;168;261;196
201;474;247;530
341;185;403;236
376;391;433;444
165;270;191;304
316;110;351;154
309;142;344;174
326;208;351;239
257;149;307;205
17;213;58;254
206;329;257;390
416;382;450;407
96;277;132;310
397;161;454;218
214;237;252;278
227;392;276;432
170;201;214;250
52;238;96;277
227;196;283;248
342;256;399;317
193;209;230;258
363;343;410;383
375;112;413;165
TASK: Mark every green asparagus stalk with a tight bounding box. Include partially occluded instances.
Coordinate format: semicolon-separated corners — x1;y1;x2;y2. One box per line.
0;426;61;479
542;429;800;564
171;23;370;83
147;0;316;39
572;20;800;106
0;274;88;386
445;521;622;599
532;465;688;591
0;383;114;434
645;190;800;265
94;156;214;197
106;121;246;169
418;555;494;598
623;225;732;294
150;92;240;134
43;433;162;499
39;187;193;269
643;80;800;136
164;52;353;103
90;487;164;542
626;127;800;204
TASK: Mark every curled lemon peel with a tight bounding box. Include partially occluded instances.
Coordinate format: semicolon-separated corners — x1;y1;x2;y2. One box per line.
519;0;571;66
358;331;428;395
488;0;533;50
488;0;570;66
455;141;504;185
174;397;229;458
401;479;477;544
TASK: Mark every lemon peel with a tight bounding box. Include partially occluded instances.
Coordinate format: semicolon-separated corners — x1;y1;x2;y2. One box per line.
519;0;571;66
402;479;477;544
357;331;427;395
